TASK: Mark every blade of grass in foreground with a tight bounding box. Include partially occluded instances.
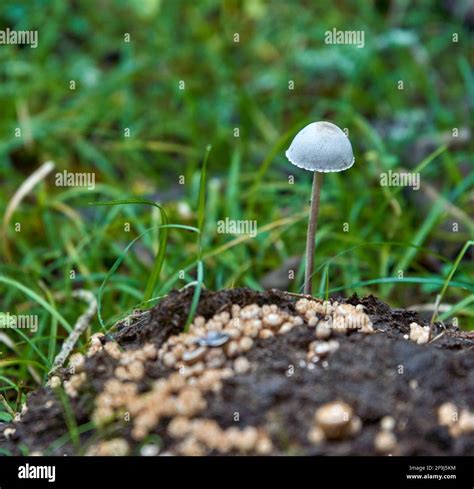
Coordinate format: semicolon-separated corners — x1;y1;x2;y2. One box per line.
439;295;474;322
383;198;445;296
327;276;474;294
96;224;199;331
430;240;473;326
91;199;168;302
197;145;212;258
0;276;72;333
184;260;204;333
44;422;95;456
55;387;80;453
183;146;212;332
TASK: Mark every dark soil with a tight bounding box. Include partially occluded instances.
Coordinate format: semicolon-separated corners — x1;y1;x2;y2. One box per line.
2;288;474;456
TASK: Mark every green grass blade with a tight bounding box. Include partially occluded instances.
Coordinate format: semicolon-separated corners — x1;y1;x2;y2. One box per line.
197;145;212;258
0;276;72;333
431;240;474;325
97;224;199;331
184;260;204;333
90;198;169;302
328;276;474;294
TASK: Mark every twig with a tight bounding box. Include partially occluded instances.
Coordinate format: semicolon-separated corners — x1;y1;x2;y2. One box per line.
49;290;97;376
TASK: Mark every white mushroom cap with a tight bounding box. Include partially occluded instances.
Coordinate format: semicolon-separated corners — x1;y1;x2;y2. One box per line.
285;121;354;172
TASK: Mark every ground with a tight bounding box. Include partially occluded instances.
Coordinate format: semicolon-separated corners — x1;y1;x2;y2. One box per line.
1;288;474;456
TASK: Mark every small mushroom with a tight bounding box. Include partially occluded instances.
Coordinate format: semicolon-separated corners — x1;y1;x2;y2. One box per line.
286;121;354;295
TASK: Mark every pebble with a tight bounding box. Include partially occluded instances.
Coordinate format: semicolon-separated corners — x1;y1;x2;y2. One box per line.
374;430;397;453
239;337;254;352
264;313;283;328
196;331;230;347
409;322;430;344
3;428;15;439
163;352;177;368
140;444;160;456
438;402;458;427
234;357;250;374
315;322;331;339
259;329;274;339
314;401;357;440
308;426;325;444
380;416;396;432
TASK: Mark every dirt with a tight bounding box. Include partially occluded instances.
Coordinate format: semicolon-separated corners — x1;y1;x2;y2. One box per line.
1;288;474;456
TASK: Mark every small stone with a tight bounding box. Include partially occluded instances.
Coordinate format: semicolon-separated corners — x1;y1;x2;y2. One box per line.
380;416;396;432
278;322;293;334
178;437;206;456
219;311;231;323
308;426;325;444
224;341;239;358
292;316;304;326
259;329;274;339
374;430;397;453
295;299;309;314
231;304;241;318
255;436;273;454
308;316;318;327
103;342;121;360
239;337;254;352
140;444;160;456
409;322;430;344
197;331;230;347
458;410;474;434
225;328;241;340
182;347;207;365
162;352;177;368
264;313;283;328
236;426;259;452
49;376;61;389
168;416;191;438
206;319;222;331
438;402;458;427
234;357;250;374
240;304;260;320
69;352;86;372
194;316;206;328
243;321;261;338
315;401;354;440
349;416;362;435
172;343;185;360
315;321;331;339
3;428;15;439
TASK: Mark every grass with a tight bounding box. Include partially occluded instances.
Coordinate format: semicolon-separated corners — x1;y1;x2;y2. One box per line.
0;1;472;432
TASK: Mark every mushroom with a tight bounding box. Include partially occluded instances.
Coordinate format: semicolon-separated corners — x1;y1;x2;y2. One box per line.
285;121;354;295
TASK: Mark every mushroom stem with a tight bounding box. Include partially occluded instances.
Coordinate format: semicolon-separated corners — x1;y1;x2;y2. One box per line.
304;172;323;296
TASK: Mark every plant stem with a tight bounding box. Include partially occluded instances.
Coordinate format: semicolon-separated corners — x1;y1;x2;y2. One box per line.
304;172;323;296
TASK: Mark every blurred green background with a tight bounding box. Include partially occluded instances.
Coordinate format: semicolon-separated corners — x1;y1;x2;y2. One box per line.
0;0;473;395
